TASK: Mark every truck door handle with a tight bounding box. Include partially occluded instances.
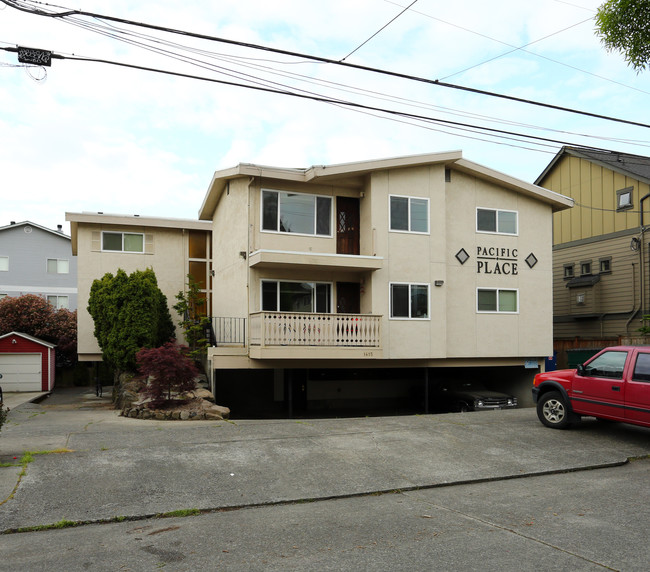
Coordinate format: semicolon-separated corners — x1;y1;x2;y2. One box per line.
612;386;621;391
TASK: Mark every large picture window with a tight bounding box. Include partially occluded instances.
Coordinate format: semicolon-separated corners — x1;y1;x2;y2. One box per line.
262;190;332;236
477;288;518;313
262;280;331;313
476;208;517;235
390;283;429;319
102;232;144;253
389;195;429;233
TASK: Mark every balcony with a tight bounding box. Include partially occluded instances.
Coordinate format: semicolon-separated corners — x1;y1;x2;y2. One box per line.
249;311;382;360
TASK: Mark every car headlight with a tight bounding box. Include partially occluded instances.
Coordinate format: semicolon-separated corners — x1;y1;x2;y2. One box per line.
476;400;483;407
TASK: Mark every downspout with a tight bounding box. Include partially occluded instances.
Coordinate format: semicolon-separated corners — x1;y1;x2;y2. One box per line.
640;193;650;321
625;262;639;334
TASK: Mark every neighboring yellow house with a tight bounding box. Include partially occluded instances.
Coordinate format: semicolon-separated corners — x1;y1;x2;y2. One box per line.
536;146;650;367
66;212;213;361
198;151;572;414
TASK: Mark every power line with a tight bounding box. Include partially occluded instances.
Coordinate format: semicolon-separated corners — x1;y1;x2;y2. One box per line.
2;0;650;131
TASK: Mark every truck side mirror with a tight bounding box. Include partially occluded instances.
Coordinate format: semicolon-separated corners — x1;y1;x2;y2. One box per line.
577;364;585;376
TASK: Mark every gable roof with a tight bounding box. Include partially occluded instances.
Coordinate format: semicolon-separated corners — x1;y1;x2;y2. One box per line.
0;221;70;241
0;331;57;348
200;151;573;219
535;146;650;186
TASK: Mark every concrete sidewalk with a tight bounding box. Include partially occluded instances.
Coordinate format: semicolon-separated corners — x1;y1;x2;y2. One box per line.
1;386;649;533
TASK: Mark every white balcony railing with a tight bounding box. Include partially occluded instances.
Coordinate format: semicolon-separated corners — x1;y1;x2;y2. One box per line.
249;312;381;348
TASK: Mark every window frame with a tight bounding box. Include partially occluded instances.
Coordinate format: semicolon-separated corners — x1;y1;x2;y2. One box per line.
260;279;332;314
0;256;8;271
389;194;430;234
616;186;633;211
580;260;592;276
476;288;519;314
47;295;69;309
563;264;575;279
476;207;518;236
101;231;145;253
389;282;430;320
599;257;612;274
47;258;69;274
261;189;333;237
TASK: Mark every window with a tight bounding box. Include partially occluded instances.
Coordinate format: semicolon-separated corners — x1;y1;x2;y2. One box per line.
389;195;429;233
261;280;331;313
47;258;69;274
632;353;650;382
477;288;518;313
616;186;633;211
583;351;627;379
0;256;7;271
580;261;592;276
262;190;332;236
390;283;429;319
476;208;518;235
47;295;69;309
599;257;611;274
563;264;574;279
102;232;144;252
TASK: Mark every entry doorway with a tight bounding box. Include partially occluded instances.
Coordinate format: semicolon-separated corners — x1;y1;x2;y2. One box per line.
336;197;360;255
337;282;361;314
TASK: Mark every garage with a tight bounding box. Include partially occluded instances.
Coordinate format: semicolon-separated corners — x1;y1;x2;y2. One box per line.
0;332;56;392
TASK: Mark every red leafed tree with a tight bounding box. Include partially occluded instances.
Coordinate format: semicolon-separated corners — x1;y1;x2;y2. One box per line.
0;294;77;365
136;341;198;407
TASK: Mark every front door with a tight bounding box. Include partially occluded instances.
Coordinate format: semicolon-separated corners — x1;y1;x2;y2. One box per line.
337;197;360;255
337;282;361;314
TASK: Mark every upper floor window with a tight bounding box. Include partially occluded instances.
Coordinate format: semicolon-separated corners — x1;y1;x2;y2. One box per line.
262;190;332;236
599;257;612;274
102;231;144;253
390;195;429;233
47;258;69;274
563;264;574;279
0;256;7;271
261;280;331;313
477;208;517;235
616;187;633;211
390;282;429;319
580;261;592;276
47;295;69;309
477;288;518;313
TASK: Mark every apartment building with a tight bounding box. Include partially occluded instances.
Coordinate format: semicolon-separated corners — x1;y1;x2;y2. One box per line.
536;146;650;367
198;151;572;414
0;221;77;309
66;212;213;362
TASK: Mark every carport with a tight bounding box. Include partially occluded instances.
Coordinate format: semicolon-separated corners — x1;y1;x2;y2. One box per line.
0;332;56;392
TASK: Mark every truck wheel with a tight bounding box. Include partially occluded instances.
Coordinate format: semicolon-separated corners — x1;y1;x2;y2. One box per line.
537;391;574;429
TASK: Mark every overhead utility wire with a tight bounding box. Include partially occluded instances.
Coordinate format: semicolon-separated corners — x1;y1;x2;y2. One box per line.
340;0;418;61
3;0;650;131
30;50;632;154
47;13;649;148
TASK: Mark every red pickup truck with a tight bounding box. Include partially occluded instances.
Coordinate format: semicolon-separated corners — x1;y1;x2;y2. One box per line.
532;346;650;429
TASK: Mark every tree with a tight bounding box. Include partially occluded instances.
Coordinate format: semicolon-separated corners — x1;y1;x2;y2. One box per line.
595;0;650;72
136;342;198;408
173;274;211;361
0;294;77;365
87;268;175;373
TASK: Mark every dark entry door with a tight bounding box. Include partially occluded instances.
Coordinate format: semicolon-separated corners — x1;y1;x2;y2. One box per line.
337;197;360;255
337;282;361;314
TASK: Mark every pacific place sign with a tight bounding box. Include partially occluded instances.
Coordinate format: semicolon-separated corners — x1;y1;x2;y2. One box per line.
476;246;518;275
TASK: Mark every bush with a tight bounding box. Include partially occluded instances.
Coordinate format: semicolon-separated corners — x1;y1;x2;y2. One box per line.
136;342;199;408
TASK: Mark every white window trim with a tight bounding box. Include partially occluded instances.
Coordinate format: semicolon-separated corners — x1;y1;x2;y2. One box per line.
0;256;8;271
47;295;69;309
389;282;431;320
47;258;69;274
476;207;518;236
260;279;333;313
101;231;145;253
389;194;430;234
260;189;333;238
476;288;519;314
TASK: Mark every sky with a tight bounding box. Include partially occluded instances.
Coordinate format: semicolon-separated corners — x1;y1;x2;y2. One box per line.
1;0;649;234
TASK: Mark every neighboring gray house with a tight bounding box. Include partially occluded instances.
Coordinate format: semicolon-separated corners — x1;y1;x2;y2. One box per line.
0;221;78;310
